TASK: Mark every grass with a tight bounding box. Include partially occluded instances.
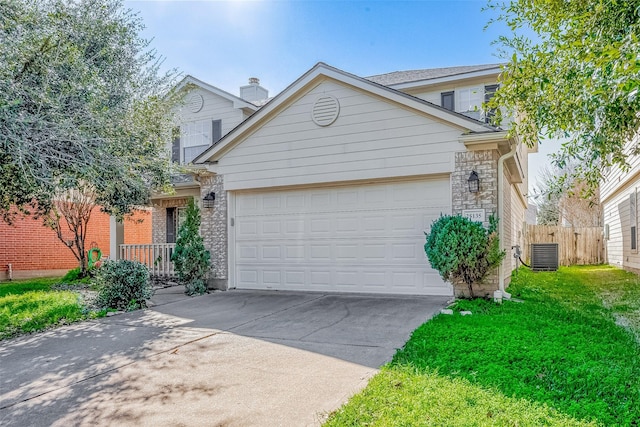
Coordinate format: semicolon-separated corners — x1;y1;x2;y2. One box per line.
0;276;105;340
325;266;640;426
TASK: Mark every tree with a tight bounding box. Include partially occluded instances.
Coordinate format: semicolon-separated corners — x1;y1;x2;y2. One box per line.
487;0;640;190
424;215;505;298
43;184;98;276
171;198;211;296
533;163;602;227
0;0;179;222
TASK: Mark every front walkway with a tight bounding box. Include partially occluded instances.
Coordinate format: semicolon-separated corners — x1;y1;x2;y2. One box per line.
0;287;448;426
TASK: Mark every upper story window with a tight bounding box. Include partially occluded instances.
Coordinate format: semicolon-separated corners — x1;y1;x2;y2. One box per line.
457;87;483;119
173;119;222;164
441;91;454;111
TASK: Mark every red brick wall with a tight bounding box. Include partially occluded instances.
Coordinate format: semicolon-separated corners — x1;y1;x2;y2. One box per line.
0;208;152;279
124;209;152;244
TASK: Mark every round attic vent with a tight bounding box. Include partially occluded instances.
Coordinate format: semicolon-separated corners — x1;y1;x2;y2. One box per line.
187;93;204;113
312;95;340;127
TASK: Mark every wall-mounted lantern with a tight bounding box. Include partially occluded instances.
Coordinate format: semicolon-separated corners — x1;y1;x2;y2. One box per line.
203;192;216;208
468;171;480;193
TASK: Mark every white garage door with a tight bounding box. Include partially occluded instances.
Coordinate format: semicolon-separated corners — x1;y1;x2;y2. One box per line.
232;178;452;295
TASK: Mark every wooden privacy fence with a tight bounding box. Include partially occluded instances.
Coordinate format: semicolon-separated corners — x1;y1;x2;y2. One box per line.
522;225;604;266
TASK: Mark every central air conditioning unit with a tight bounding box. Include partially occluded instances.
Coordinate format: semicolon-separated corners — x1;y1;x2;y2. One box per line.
530;243;559;271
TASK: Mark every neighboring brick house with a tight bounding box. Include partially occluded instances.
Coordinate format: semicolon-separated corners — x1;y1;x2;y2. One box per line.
152;63;534;298
0;209;151;280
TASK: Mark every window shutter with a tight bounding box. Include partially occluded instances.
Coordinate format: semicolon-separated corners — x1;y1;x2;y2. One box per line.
441;91;454;111
171;127;180;164
484;84;499;124
212;120;222;144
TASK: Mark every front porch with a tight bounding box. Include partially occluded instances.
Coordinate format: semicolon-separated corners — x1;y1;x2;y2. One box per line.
119;243;176;277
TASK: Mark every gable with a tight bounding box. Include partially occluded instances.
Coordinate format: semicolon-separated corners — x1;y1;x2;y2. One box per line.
178;87;245;137
213;78;468;191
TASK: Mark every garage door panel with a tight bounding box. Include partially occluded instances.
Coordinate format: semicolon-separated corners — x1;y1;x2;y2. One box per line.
234;179;452;295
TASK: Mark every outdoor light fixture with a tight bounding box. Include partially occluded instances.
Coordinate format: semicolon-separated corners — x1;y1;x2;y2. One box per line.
203;192;216;208
468;171;480;193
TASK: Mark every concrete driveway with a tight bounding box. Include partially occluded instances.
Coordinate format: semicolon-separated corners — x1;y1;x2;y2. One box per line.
0;288;449;426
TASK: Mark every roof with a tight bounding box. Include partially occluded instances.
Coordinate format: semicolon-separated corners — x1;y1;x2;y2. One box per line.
366;64;503;86
174;75;258;111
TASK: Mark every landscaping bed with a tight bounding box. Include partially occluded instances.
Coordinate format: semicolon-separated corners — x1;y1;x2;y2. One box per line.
325;266;640;426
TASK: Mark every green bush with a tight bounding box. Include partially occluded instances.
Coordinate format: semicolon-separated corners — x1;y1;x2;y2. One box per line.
171;198;211;296
93;260;153;311
62;268;83;282
425;215;505;298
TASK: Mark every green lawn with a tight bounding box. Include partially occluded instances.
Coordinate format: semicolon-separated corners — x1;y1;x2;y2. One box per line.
0;277;102;340
325;266;640;427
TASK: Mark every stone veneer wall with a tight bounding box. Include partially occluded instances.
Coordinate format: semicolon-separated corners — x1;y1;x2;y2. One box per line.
152;208;166;244
452;149;500;298
199;175;228;290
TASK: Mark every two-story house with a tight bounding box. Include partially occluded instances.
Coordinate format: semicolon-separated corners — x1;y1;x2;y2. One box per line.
150;75;268;244
150;62;534;298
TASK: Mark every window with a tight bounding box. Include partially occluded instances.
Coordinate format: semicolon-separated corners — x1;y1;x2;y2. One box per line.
166;207;187;243
166;208;176;243
631;191;637;252
441;91;454;111
181;119;222;164
484;84;499;124
457;87;483;114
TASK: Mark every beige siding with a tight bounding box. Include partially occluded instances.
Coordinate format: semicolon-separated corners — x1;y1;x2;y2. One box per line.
601;137;640;270
603;177;640;270
178;87;245;136
217;79;465;191
405;78;512;129
601;136;640;203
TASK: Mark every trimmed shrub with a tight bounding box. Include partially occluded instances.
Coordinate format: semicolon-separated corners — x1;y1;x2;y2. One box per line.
171;198;211;296
425;215;505;298
94;260;153;311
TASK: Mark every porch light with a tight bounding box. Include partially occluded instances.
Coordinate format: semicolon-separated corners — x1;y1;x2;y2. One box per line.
203;192;216;208
468;171;480;193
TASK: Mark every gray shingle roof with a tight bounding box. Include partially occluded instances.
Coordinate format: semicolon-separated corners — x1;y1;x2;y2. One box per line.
366;63;503;86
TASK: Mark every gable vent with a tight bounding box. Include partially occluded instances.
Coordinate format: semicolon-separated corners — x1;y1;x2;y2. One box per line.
312;95;340;127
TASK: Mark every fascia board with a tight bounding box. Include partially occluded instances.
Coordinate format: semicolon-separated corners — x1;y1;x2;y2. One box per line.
176;75;258;112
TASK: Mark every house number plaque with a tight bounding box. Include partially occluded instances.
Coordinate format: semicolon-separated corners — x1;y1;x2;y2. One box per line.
462;209;486;222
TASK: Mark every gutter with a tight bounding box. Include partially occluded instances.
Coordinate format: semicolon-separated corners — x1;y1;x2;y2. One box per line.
497;140;517;300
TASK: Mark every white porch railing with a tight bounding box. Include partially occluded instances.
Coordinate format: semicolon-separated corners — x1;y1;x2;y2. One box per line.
119;244;176;277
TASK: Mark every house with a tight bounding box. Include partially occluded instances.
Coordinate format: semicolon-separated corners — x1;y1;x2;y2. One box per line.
0;210;150;280
601;136;640;271
150;62;534;297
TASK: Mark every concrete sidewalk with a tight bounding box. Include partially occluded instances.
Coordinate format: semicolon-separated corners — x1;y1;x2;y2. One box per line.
0;288;449;426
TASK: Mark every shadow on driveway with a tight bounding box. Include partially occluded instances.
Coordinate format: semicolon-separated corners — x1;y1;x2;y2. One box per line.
0;288;449;426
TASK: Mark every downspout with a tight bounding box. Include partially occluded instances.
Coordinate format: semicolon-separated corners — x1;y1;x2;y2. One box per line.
497;140;517;299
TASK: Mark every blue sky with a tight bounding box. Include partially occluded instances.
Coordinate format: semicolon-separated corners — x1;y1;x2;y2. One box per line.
126;0;509;94
125;0;556;192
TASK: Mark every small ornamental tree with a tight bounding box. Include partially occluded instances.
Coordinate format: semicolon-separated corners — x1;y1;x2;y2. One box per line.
425;215;505;298
171;198;211;296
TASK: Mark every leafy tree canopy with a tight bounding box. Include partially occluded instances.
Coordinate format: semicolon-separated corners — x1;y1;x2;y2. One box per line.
0;0;180;221
488;0;640;190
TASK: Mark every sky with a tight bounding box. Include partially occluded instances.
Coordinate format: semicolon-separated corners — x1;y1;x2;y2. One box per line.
125;0;557;194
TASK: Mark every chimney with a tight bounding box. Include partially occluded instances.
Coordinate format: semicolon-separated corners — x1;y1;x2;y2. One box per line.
240;77;268;102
